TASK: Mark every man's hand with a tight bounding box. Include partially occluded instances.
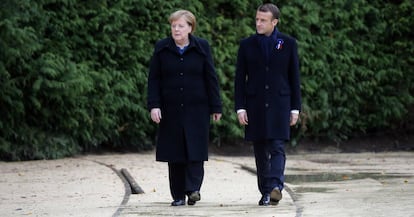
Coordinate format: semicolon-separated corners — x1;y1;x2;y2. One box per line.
237;110;248;125
290;113;299;126
212;113;222;122
150;108;162;124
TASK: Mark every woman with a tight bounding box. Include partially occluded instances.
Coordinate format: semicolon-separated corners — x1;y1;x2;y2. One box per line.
147;10;222;206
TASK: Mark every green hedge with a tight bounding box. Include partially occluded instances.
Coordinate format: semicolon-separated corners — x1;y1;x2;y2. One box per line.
1;0;413;160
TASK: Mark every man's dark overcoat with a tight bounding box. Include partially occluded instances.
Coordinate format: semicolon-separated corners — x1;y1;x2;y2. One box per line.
234;31;301;141
147;34;222;162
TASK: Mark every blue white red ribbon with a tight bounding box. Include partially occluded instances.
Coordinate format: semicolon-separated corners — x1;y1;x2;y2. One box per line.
276;39;284;50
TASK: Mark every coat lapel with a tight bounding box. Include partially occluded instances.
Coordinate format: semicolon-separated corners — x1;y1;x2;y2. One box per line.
254;29;279;65
269;30;281;63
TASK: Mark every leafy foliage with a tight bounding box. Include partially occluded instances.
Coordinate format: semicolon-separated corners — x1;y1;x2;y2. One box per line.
1;0;413;160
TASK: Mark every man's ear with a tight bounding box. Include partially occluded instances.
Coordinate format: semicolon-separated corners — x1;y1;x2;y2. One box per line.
273;19;279;26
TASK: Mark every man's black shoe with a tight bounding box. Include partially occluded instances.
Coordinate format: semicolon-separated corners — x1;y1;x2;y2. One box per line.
270;188;282;205
258;194;270;206
171;199;185;206
187;191;200;206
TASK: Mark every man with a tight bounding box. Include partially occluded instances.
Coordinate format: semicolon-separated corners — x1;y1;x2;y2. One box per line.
234;3;301;206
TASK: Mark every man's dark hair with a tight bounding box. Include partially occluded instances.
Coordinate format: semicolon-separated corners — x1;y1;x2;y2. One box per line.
257;3;280;19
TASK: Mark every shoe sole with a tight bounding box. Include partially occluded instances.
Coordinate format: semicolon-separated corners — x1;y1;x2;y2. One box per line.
270;189;282;205
187;200;196;206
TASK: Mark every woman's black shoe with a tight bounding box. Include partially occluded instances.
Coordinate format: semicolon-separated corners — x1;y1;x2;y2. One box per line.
171;199;185;206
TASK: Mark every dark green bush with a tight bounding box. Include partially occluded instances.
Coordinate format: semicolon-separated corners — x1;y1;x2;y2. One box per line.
1;0;413;160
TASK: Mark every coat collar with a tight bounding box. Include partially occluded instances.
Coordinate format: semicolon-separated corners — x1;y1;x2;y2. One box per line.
252;28;283;64
255;28;279;46
155;34;207;56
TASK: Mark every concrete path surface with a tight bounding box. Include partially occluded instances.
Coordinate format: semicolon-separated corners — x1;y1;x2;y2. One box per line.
1;151;413;217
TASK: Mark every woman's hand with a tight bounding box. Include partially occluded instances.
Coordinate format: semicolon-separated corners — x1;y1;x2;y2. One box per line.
150;108;162;124
237;111;248;125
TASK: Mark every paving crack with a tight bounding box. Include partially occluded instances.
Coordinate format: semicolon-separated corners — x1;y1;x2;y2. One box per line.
87;159;131;217
212;157;303;217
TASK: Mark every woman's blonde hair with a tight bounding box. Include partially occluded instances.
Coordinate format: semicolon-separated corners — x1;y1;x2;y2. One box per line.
168;10;196;33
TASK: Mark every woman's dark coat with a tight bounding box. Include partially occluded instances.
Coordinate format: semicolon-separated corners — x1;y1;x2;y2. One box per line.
234;31;301;141
147;35;222;162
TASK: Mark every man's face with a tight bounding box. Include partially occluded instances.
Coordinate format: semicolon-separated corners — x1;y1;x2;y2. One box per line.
255;11;278;36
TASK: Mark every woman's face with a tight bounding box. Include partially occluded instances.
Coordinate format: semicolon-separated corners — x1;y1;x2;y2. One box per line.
170;17;192;43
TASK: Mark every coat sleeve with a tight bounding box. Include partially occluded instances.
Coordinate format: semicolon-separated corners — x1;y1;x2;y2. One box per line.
234;40;247;111
202;39;222;114
288;39;301;111
147;44;162;110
